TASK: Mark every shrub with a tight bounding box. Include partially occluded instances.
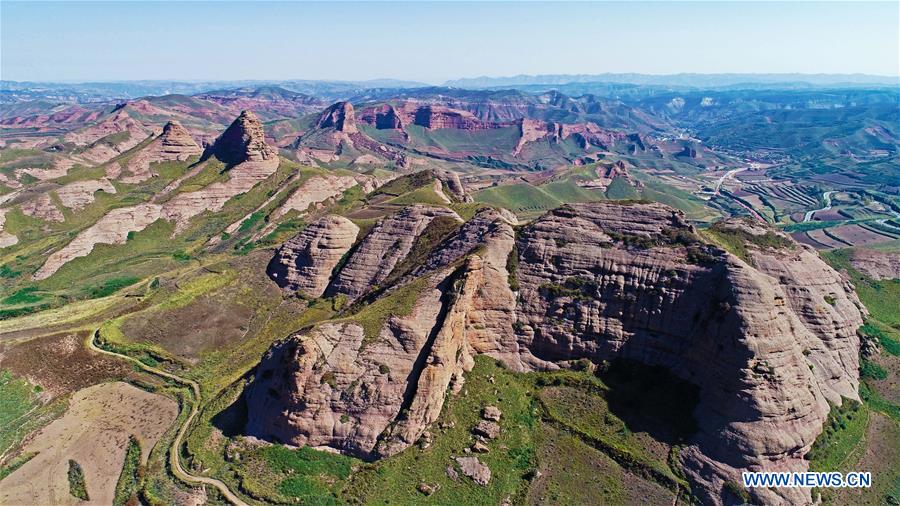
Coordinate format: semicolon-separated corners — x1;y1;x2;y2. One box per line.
68;459;89;500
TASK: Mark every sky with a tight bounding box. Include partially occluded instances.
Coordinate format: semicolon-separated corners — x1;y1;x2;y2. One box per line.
1;1;898;83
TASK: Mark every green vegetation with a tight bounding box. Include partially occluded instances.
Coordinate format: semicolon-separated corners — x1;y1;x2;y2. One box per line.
113;437;142;506
807;399;867;472
506;243;520;291
822;249;900;332
605;176;640;200
860;359;888;380
68;459;90;500
0;370;65;457
703;221;794;263
2;286;43;305
82;276;140;299
342;276;431;341
0;452;37;482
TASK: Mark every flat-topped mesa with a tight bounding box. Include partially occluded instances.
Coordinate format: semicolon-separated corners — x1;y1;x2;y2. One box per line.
267;215;360;298
413;106;492;130
316;101;358;134
211;110;277;164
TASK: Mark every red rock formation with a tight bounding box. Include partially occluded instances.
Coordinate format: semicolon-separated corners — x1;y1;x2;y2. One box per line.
316;102;358;134
413;106;494;130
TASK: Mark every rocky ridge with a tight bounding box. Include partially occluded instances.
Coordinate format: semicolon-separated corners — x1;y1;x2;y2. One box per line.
247;201;866;505
268;215;360;298
33;111;280;280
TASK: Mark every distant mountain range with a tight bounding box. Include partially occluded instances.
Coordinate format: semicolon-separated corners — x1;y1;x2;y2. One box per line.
443;73;900;89
3;74;897;106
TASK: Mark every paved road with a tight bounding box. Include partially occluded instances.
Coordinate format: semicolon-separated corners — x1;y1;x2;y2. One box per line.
804;191;836;222
89;330;250;506
714;167;747;194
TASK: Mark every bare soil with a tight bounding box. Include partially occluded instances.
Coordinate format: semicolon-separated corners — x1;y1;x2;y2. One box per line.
0;382;178;506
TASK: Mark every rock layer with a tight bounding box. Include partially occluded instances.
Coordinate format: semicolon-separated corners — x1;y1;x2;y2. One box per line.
326;205;463;301
268;215;360;298
122;121;202;183
247;202;865;505
212;110;277;164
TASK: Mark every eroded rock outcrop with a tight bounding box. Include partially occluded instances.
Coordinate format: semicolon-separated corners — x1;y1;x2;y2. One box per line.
316;102;358;134
247;202;865;505
325;205;463;301
20;193;64;222
56;178;117;210
34;112;280;280
268;215;360;298
122;121;202;183
211;110;277;164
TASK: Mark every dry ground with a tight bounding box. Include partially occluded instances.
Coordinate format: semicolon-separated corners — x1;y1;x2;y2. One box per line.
0;381;178;506
0;331;138;398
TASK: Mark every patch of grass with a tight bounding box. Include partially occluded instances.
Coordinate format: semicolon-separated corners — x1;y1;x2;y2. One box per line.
82;276;140;299
68;459;89;500
860;381;900;423
507;243;520;291
234;444;353;504
605;176;640;200
342;276;431;342
806;398;867;472
860;359;888;380
113;436;142;506
0;264;21;279
0;451;37;482
703;221;793;263
2;286;43;305
860;323;900;356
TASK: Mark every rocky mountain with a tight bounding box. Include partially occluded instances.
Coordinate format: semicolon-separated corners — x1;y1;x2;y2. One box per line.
211;110;277;164
245;201;865;504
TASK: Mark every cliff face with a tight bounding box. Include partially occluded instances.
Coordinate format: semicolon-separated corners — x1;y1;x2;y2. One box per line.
325;205;463;302
246;202;865;505
316;102;358;134
268;215;360;298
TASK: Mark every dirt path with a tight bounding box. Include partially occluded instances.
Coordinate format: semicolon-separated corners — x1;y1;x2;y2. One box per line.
88;330;250;506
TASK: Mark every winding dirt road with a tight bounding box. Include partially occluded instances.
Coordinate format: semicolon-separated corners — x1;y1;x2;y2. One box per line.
89;330;250;506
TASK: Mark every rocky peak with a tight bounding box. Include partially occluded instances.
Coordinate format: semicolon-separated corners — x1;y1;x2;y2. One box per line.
212;110;277;164
325;204;463;301
316;101;358;134
158;121;201;154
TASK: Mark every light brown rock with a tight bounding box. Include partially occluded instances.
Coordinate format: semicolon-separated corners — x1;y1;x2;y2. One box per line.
122;121;202;183
56;178;117;210
454;456;491;486
268;215;359;298
326;205;462;301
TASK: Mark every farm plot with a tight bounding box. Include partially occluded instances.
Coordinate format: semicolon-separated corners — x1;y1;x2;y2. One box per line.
0;382;178;506
828;224;897;247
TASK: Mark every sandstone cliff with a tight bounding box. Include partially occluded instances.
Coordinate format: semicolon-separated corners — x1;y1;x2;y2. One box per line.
316;102;358;134
325;205;463;301
246;202;865;505
268;215;360;298
122;121;202;183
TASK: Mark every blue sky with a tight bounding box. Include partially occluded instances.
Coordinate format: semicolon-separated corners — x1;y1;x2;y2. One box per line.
2;1;898;82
